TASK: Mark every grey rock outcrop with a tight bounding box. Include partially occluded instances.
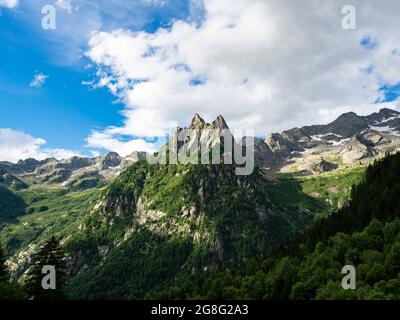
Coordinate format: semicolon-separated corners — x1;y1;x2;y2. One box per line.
101;152;122;170
341;134;375;163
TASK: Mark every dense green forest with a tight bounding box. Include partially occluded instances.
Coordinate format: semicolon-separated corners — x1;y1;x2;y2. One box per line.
147;153;400;299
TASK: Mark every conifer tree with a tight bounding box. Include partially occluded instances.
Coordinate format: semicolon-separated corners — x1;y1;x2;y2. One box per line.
0;244;25;300
0;245;9;283
25;236;67;300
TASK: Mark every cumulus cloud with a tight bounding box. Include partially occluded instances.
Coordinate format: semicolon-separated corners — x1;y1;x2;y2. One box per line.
0;0;18;9
85;0;400;153
0;128;81;163
30;73;49;88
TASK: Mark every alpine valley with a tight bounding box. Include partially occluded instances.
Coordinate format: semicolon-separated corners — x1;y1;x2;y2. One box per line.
1;107;400;299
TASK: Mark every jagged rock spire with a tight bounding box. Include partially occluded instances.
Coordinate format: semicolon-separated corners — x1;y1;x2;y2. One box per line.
212;114;229;129
188;113;206;129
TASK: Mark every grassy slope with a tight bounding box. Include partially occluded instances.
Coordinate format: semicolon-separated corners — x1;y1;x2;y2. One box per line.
266;166;365;221
0;187;102;278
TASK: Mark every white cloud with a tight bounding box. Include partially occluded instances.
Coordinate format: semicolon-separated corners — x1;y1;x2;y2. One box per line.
0;128;81;163
85;0;400;148
56;0;78;13
85;130;156;157
30;73;49;88
0;0;18;9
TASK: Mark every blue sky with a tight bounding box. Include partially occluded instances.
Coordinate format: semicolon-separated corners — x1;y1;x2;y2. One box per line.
0;0;200;159
1;0;400;162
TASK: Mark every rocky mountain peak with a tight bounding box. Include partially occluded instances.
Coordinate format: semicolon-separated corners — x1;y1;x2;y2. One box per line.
104;152;121;161
158;113;234;161
312;111;368;138
366;107;400;125
212;114;229;129
187;113;229;130
102;152;122;169
188;113;206;129
330;111;368;128
336;111;359;120
378;108;400;117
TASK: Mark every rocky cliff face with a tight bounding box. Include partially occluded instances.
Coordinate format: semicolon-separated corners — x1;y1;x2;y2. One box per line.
341;134;376;164
157;113;237;165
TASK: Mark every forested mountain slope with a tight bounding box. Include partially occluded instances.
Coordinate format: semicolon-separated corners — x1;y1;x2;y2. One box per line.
148;153;400;300
67;162;314;299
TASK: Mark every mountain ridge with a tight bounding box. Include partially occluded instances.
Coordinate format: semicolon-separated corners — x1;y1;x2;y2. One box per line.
1;107;400;300
2;108;400;190
2;107;400;169
260;107;400;173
